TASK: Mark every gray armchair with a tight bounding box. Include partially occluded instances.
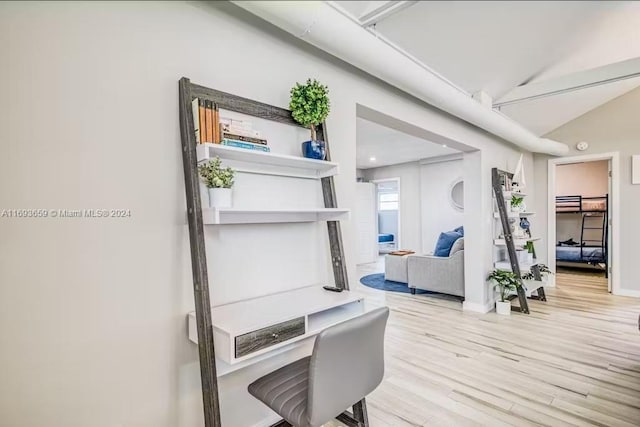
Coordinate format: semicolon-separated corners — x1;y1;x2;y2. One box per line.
407;238;464;298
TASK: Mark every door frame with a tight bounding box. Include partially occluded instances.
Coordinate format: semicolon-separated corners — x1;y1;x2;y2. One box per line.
371;177;401;252
547;152;620;294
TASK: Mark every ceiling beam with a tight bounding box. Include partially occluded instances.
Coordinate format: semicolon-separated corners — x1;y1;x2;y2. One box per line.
359;1;418;27
495;57;640;108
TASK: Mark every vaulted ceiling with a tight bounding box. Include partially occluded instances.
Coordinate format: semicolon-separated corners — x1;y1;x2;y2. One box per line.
336;1;640;136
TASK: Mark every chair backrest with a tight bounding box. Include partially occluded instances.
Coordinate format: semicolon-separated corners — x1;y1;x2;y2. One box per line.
306;306;389;427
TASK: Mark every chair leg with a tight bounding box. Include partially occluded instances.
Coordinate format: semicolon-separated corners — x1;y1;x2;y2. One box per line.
353;398;369;427
410;288;416;295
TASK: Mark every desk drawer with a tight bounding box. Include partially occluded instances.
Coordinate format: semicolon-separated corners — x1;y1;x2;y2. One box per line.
235;317;305;359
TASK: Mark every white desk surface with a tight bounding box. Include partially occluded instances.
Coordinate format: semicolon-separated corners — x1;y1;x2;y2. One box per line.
207;285;365;335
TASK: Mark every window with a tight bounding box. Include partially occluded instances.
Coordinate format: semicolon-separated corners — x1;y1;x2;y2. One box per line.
378;192;398;211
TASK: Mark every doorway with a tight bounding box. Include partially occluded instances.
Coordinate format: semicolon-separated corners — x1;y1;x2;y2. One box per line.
373;178;401;254
548;152;620;294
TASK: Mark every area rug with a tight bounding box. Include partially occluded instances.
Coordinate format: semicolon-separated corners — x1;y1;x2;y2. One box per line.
359;273;433;294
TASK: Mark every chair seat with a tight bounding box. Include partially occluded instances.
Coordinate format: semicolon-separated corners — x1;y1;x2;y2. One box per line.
248;356;312;427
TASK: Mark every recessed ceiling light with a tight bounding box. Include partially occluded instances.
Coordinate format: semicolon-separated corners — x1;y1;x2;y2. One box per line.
369;156;376;162
442;144;447;148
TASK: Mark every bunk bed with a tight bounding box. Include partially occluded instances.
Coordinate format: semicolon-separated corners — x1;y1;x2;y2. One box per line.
555;195;608;276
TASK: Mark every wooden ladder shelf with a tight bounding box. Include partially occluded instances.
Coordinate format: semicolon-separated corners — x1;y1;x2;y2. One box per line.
178;77;365;427
492;168;547;314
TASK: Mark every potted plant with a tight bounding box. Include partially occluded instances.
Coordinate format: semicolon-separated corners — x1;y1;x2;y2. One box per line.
510;195;525;213
198;156;235;208
522;264;554;289
289;78;330;160
488;269;519;315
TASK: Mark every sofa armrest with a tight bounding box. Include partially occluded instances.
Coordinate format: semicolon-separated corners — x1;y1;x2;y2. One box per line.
407;251;464;297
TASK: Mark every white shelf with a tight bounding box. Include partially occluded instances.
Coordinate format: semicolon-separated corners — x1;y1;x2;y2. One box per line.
197;143;339;179
494;211;536;218
501;191;528;198
202;207;349;224
494;260;539;271
494;237;541;246
187;286;370;369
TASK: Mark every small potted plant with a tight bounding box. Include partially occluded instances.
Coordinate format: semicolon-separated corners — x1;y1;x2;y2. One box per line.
289;78;330;160
522;264;554;289
510;195;525;213
488;269;519;315
198;156;235;208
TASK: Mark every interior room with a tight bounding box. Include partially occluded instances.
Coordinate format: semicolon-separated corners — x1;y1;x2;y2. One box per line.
555;160;610;291
2;2;640;427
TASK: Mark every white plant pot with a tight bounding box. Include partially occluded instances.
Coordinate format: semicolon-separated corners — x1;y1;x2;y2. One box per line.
208;188;232;208
496;300;511;315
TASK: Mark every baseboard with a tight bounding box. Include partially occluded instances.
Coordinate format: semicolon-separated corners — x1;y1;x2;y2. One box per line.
463;300;494;313
614;288;640;298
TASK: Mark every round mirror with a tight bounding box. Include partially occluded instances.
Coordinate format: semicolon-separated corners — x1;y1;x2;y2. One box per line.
450;179;464;211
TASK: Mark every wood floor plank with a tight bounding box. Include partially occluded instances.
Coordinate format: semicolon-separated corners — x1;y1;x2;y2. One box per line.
346;263;640;427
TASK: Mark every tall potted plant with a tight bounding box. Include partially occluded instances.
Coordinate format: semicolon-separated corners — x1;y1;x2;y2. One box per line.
198;156;235;208
488;269;519;315
289;78;330;160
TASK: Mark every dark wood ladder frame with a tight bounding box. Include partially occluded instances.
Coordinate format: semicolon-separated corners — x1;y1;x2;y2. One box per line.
178;77;366;427
492;168;546;314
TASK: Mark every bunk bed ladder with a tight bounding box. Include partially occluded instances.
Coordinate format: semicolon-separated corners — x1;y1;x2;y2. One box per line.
492;168;546;314
178;77;363;427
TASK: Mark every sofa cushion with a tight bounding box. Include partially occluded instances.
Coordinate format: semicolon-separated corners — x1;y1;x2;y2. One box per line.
453;226;464;236
434;231;463;257
450;237;464;255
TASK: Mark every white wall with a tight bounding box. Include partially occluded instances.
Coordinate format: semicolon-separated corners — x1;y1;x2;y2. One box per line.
0;2;534;426
362;162;421;251
420;158;465;251
556;160;609;197
534;87;640;294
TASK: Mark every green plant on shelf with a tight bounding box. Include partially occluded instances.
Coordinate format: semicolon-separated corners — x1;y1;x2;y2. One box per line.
289;78;330;141
488;269;520;302
198;156;235;189
510;195;524;209
522;264;554;281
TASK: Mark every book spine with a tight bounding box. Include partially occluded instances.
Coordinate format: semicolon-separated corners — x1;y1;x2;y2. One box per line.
221;132;267;145
198;100;206;144
205;101;214;143
213;104;220;144
222;139;270;152
191;98;200;143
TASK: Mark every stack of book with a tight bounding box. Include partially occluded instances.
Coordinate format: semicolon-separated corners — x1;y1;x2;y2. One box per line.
191;98;270;152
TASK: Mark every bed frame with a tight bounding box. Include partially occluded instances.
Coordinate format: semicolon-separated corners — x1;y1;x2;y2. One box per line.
555;195;608;276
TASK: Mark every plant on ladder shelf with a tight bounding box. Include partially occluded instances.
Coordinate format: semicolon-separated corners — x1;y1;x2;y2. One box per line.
290;78;330;160
198;156;235;208
488;269;519;315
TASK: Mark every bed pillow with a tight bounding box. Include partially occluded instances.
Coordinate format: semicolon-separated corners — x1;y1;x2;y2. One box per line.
434;231;463;257
453;226;464;236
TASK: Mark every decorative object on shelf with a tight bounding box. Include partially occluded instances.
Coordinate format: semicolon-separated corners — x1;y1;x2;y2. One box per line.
524;241;535;263
576;141;589;151
198;156;235;208
488;269;519;315
510;195;525;213
290;78;330;160
519;217;531;238
512;153;526;192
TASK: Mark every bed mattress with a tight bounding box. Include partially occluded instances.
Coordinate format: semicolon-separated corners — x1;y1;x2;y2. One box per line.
556;246;605;263
378;233;394;243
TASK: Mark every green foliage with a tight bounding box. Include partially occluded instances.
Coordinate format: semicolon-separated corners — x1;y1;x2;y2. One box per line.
522;264;554;281
510;195;524;207
198;157;234;189
488;269;520;302
289;79;330;139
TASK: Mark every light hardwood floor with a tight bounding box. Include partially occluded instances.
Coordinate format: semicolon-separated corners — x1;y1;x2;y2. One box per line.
328;261;640;427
